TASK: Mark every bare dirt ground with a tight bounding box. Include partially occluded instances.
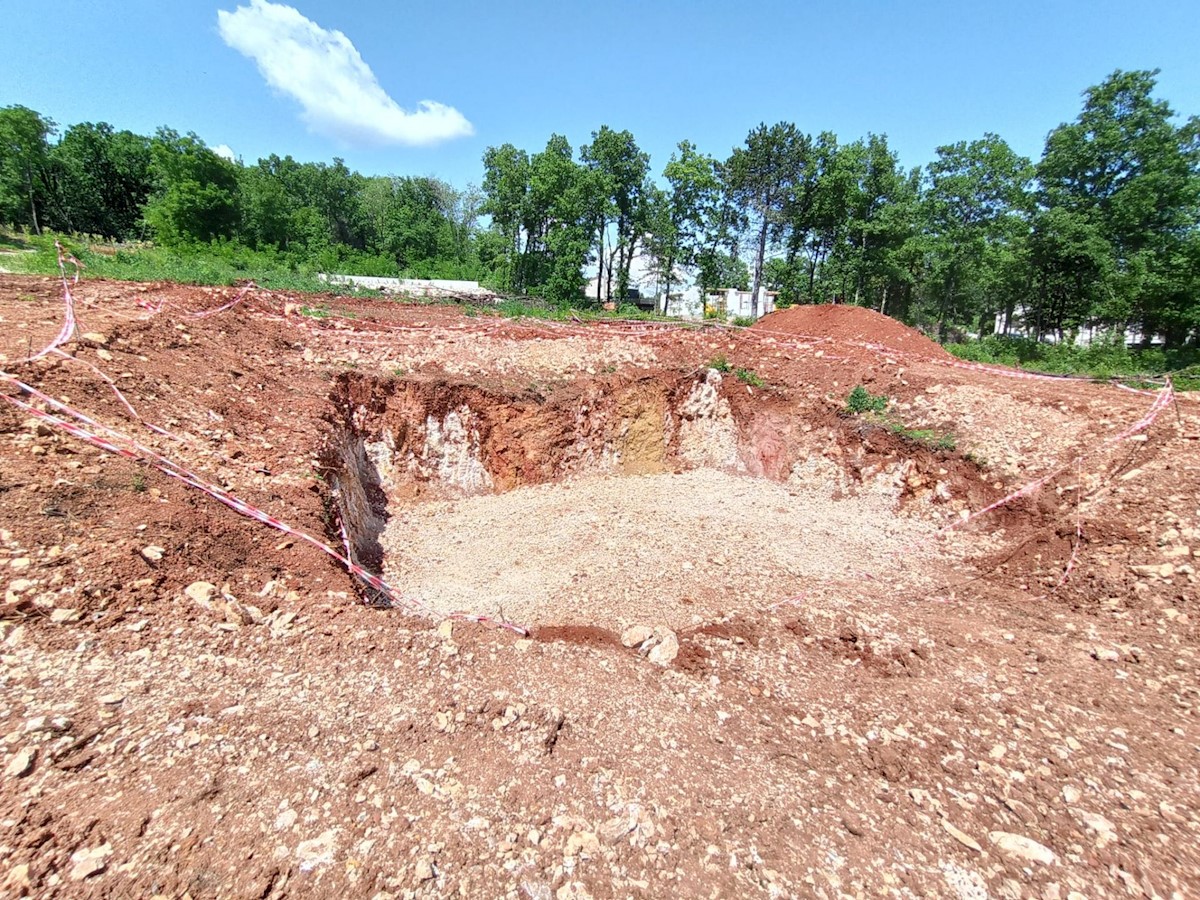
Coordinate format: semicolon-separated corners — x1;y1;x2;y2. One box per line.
0;273;1198;899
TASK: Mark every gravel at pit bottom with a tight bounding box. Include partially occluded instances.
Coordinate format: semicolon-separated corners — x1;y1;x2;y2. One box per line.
381;468;962;629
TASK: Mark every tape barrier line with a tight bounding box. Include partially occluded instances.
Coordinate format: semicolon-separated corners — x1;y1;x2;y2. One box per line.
42;347;249;464
931;378;1172;543
756;377;1174;615
7;242;80;365
0;258;527;633
136;282;258;320
204;290;1173;400
0;388;527;635
262;292;1168;400
189;283;257;319
386;309;1169;397
5;267;1175;630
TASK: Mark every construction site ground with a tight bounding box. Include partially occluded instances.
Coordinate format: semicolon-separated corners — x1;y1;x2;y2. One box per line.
0;274;1197;899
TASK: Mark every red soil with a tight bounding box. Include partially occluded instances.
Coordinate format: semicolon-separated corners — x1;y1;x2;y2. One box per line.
754;303;952;361
0;275;1196;897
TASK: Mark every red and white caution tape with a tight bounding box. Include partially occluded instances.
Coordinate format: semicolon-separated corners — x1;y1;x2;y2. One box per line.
0;386;526;634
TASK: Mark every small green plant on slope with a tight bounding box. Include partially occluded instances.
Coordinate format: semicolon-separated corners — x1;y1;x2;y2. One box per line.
735;367;765;387
846;385;888;413
707;354;732;373
890;426;957;451
844;385;956;452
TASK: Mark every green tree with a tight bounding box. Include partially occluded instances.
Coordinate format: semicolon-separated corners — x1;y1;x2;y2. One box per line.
1038;69;1200;345
485;134;594;303
144;129;239;246
580;126;651;301
529;135;591;303
835;134;920;313
921;134;1033;336
726;122;811;317
699;250;750;293
1025;206;1110;338
481;143;532;292
243;154;331;252
0;105;55;233
49;123;153;239
282;158;370;249
645;140;722;313
795;132;856;303
238;162;297;249
380;177;460;272
693;158;744;298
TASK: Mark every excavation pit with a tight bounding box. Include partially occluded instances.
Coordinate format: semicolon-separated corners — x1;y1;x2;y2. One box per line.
323;371;990;630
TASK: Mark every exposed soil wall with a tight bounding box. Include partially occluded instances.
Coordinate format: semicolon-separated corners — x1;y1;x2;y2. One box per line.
320;368;1028;618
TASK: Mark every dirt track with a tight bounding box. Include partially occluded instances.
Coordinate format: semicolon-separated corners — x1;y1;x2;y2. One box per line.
1;274;1198;899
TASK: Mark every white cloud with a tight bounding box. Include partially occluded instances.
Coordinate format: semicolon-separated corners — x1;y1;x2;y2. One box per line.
212;143;237;161
217;0;474;147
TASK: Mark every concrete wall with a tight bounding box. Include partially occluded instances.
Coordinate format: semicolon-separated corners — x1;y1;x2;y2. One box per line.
319;274;493;297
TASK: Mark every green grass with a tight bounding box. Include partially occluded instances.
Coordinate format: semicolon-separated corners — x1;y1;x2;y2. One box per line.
705;355;766;386
888;425;957;451
0;231;33;250
2;231;385;298
946;334;1200;391
2;230;734;331
844;385;957;452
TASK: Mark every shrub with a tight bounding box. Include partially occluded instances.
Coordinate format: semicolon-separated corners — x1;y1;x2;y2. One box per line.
945;334;1200;389
735;367;765;387
846;385;888;413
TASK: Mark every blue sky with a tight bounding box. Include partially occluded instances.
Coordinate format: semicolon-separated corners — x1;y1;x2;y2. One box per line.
3;0;1198;187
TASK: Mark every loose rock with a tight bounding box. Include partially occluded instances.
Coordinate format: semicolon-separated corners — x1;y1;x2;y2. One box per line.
621;625;654;648
4;747;35;778
68;844;112;881
646;628;679;666
942;819;982;852
988;831;1057;865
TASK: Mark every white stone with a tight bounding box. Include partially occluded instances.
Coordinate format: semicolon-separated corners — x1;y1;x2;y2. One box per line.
185;581;217;606
988;831;1056;865
647;629;679;666
620;625;654;648
5;747;35;778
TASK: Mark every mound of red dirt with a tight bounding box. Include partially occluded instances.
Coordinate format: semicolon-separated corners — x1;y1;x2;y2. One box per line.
754;303;951;360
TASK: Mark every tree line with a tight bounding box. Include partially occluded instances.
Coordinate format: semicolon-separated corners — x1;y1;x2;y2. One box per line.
0;116;489;281
2;69;1197;346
